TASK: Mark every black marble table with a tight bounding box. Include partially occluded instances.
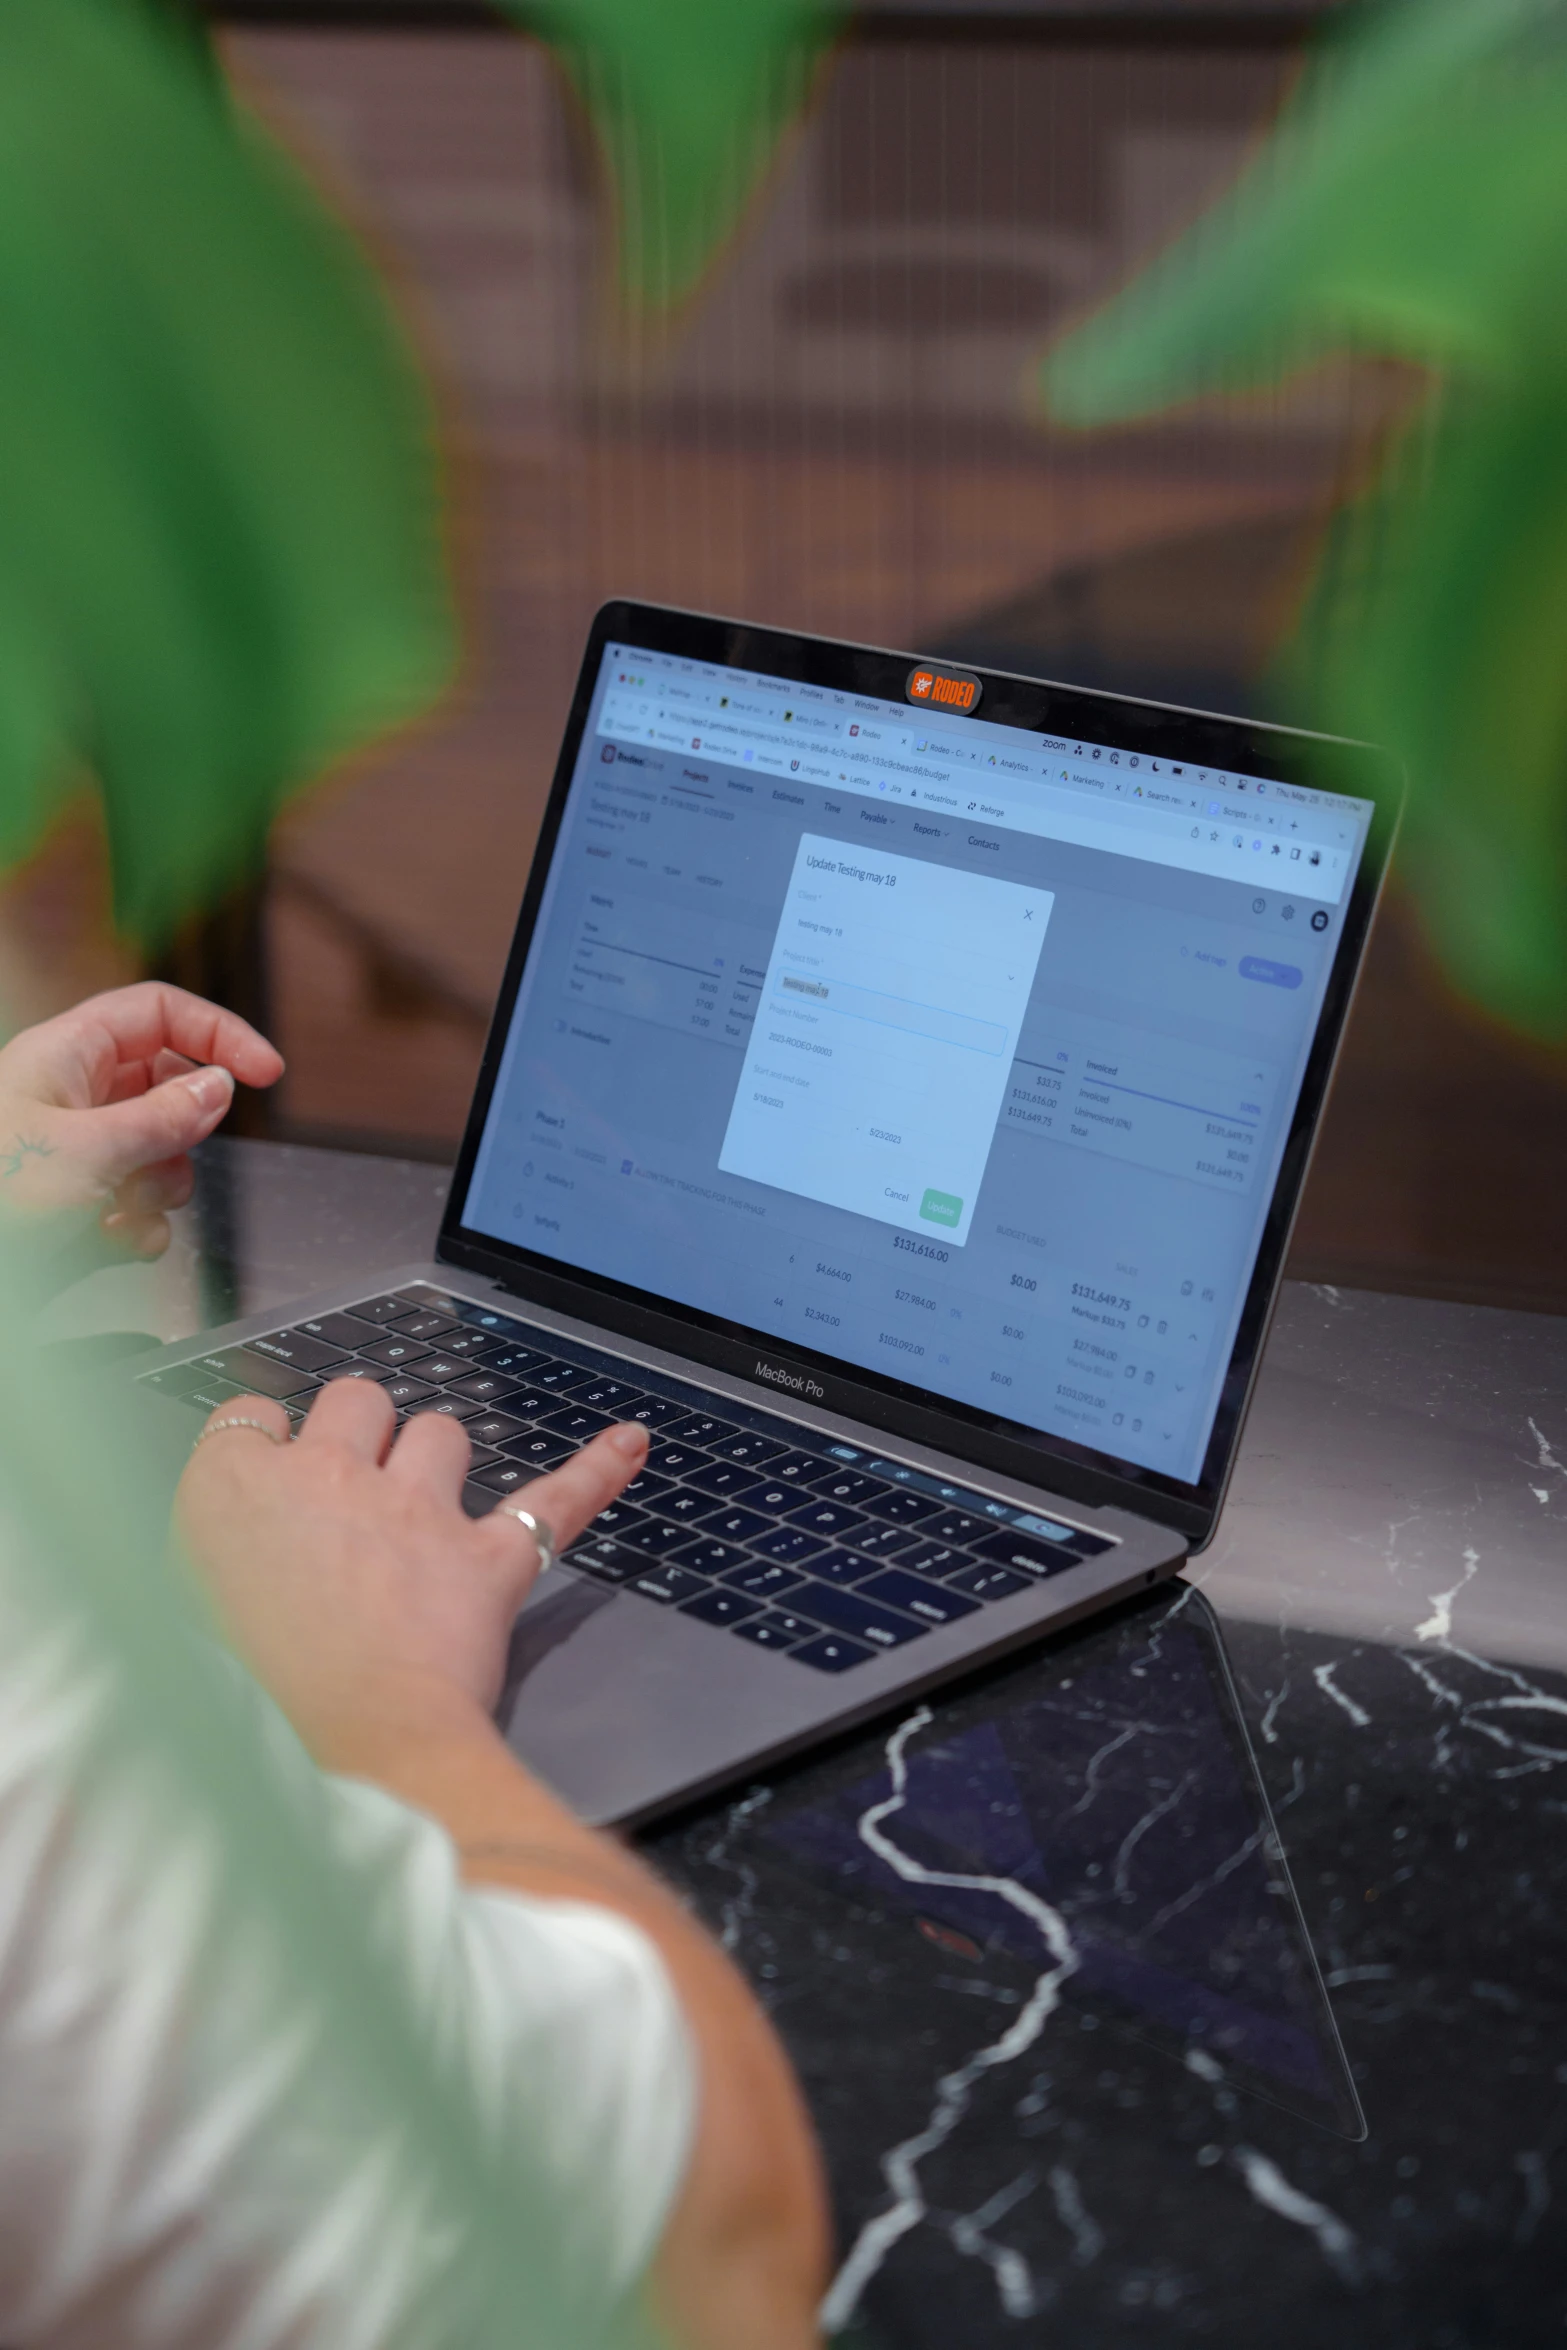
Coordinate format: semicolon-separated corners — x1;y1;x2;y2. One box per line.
73;1139;1567;2348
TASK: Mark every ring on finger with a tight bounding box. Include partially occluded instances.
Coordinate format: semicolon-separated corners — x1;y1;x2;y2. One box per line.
495;1503;558;1575
192;1414;287;1451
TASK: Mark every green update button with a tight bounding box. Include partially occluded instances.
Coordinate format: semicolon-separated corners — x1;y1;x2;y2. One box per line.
919;1188;963;1228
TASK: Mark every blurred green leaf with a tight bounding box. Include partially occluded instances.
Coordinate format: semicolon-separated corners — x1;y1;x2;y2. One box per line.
1041;0;1567;1039
0;1217;655;2349
506;0;845;307
0;0;456;950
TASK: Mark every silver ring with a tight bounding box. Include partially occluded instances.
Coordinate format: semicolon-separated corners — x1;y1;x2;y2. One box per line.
192;1414;286;1450
496;1503;557;1574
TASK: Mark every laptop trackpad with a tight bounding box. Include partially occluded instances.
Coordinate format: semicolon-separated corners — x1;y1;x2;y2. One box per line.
493;1569;812;1825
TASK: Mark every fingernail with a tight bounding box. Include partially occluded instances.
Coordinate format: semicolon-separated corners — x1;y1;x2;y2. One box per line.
608;1422;649;1458
186;1066;234;1117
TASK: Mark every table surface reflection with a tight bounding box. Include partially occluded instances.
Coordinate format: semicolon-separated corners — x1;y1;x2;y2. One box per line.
78;1140;1567;2349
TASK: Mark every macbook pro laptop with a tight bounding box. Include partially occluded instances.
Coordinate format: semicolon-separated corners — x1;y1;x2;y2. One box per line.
128;602;1398;1826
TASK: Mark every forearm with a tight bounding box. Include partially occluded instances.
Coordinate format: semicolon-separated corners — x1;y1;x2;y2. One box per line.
323;1698;830;2350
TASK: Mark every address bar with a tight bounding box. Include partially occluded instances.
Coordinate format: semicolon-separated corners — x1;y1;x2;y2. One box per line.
597;692;1352;905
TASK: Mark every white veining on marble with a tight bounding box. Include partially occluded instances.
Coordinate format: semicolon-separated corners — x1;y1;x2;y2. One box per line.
1415;1547;1480;1644
1528;1417;1564;1480
1144;1822;1267;1939
820;1705;1079;2334
1312;1659;1371;1728
1048;2164;1105;2266
1063;1724;1145;1820
1111;1769;1199;1899
1232;2147;1360;2284
948;2171;1045;2317
700;1784;773;1953
1259;1678;1290;1746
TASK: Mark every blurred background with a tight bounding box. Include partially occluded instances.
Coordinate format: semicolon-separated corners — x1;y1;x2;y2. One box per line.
12;0;1566;1311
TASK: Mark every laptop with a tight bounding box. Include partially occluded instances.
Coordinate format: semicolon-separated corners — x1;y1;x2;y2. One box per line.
128;601;1399;1827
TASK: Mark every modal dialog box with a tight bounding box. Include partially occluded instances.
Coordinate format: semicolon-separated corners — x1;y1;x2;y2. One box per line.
719;835;1052;1245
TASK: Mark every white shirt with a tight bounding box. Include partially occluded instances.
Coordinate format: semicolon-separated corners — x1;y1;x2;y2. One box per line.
0;1544;696;2350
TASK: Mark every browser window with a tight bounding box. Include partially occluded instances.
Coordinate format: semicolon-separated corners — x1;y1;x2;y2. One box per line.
462;641;1374;1484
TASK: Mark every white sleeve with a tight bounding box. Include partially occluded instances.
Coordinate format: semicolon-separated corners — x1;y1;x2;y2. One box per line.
0;1557;696;2350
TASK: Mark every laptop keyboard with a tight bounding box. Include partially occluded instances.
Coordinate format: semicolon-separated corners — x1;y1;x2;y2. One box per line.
139;1284;1115;1675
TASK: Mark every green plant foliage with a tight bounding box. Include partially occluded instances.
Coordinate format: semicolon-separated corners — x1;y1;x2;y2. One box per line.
1041;0;1567;1039
0;0;456;952
508;0;845;308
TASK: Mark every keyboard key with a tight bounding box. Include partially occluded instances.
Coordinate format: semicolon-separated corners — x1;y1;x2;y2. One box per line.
790;1634;875;1674
448;1371;525;1407
324;1359;400;1385
648;1440;712;1480
403;1395;485;1423
501;1430;575;1469
622;1519;694;1559
289;1312;381;1350
475;1342;551;1379
620;1466;672;1506
712;1431;787;1469
754;1607;816;1642
972;1528;1083;1578
360;1335;433;1371
862;1488;940;1526
704;1504;771;1545
766;1449;831;1485
663;1411;738;1447
723;1559;806;1601
630;1565;708;1607
754;1525;828;1567
198;1346;318;1401
389;1309;461;1342
461;1479;497;1519
947;1562;1030;1604
183;1378;244;1415
574;1539;640;1584
806;1466;879;1504
732;1615;804;1653
786;1499;869;1541
803;1547;881;1586
487;1387;555;1420
743;1482;798;1515
892;1540;972;1577
577;1377;643;1413
463;1413;530;1450
589;1498;646;1538
847;1521;922;1561
790;1580;930;1650
924;1509;991;1546
433;1328;497;1358
673;1535;748;1577
620;1394;693;1432
474;1460;537;1496
531;1361;597;1397
538;1403;613;1443
411;1356;468;1386
381;1376;438;1409
684;1460;762;1499
138;1362;211;1399
680;1587;761;1628
663;1488;720;1525
344;1293;419;1323
857;1569;981;1627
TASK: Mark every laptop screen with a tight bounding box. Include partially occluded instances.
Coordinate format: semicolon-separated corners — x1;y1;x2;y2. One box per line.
458;625;1380;1493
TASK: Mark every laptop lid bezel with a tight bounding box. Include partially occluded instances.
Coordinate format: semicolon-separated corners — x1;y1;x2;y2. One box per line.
436;598;1401;1549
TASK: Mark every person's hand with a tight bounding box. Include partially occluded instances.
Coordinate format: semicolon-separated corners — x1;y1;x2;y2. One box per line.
0;981;283;1260
175;1379;650;1769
